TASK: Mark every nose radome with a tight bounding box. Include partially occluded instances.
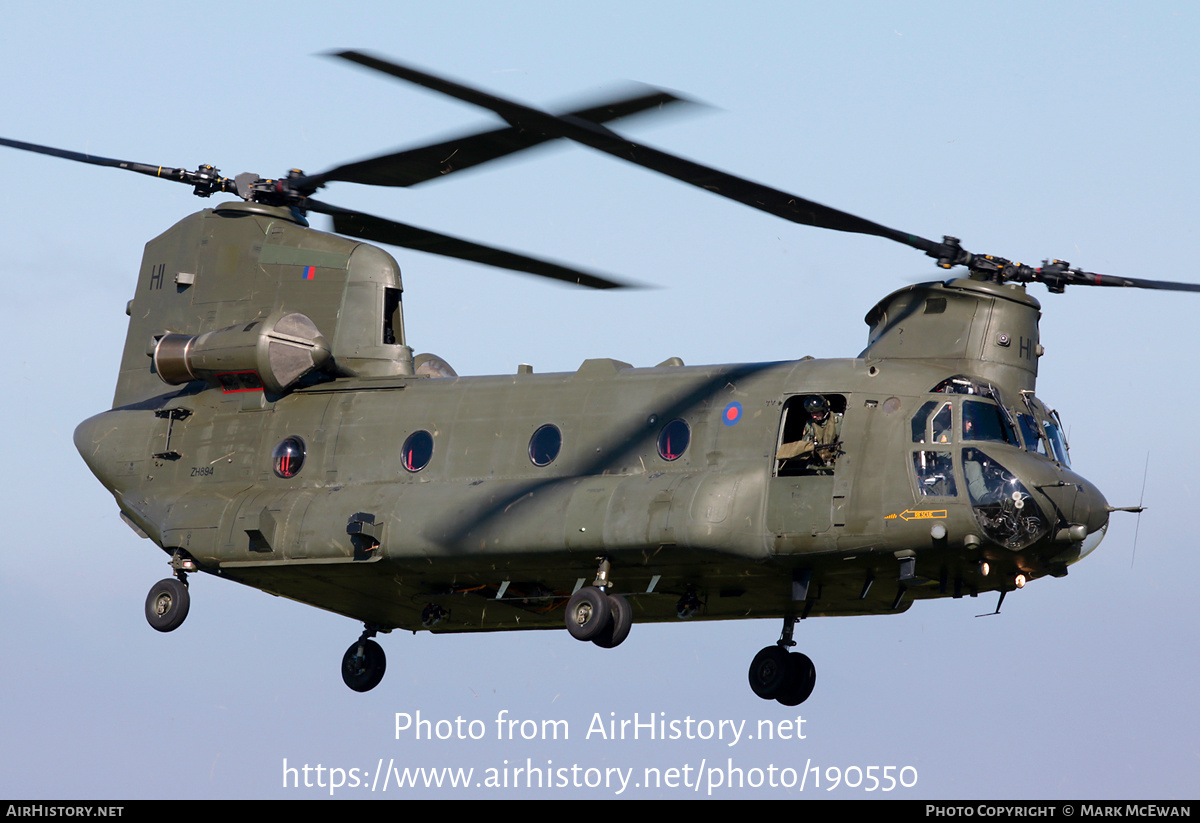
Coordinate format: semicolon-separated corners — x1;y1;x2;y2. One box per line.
1071;476;1110;562
1078;477;1110;535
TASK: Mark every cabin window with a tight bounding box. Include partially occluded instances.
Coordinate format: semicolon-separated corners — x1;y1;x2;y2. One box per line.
383;287;403;345
272;436;306;478
775;393;846;476
529;424;562;467
657;419;690;461
402;430;434;472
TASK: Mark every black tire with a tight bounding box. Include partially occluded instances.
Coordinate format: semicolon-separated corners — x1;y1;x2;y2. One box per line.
564;587;612;641
776;652;816;706
593;594;633;649
748;645;790;700
145;578;190;633
342;639;387;692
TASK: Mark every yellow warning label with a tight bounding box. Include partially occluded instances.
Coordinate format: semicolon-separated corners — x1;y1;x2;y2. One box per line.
900;509;947;520
886;510;949;520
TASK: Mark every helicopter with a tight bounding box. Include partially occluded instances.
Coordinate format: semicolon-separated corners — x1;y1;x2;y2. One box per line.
5;51;1195;706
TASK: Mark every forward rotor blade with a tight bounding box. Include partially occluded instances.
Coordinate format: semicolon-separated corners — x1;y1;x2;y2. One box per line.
332;54;1200;293
297;87;689;192
1006;262;1200;294
1049;271;1200;292
331;51;948;259
307;199;628;289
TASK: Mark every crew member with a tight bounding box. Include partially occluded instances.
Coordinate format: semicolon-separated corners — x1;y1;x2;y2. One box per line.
776;394;843;471
800;395;842;467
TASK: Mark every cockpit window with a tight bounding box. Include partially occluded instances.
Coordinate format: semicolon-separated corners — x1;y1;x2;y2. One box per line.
961;447;1049;550
911;400;953;444
912;401;936;443
1042;415;1071;466
1017;414;1049;456
913;451;957;496
962;400;1017;446
932;403;953;443
1021;394;1071;467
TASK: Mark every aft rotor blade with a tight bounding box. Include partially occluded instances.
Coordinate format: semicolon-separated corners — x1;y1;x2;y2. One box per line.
307;199;629;289
297;87;689;192
1;136;169;175
331;51;949;260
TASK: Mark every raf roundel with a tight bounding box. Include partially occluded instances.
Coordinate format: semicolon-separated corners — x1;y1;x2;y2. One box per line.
723;401;743;427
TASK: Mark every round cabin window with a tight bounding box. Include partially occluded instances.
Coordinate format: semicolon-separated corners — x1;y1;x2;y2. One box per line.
272;436;306;478
528;424;562;467
657;419;690;461
402;430;434;472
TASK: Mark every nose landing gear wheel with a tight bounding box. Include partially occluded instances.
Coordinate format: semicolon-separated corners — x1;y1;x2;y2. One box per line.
342;638;387;692
564;586;612;641
145;578;190;633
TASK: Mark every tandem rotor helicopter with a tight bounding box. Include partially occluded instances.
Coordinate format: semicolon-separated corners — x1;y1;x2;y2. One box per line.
5;52;1194;705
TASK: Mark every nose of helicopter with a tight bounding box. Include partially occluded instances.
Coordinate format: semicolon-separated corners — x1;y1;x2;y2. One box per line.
1038;468;1109;564
1072;474;1110;561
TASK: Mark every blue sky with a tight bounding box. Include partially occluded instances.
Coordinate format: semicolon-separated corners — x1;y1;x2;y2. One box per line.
1;1;1196;799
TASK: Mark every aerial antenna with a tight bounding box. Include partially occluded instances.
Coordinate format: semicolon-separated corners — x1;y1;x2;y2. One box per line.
975;590;1007;618
1130;453;1150;569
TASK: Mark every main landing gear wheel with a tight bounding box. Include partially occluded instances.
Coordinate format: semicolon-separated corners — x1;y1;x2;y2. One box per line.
565;586;612;641
342;638;386;692
145;578;190;633
748;645;790;699
776;653;816;706
592;593;632;649
748;646;817;705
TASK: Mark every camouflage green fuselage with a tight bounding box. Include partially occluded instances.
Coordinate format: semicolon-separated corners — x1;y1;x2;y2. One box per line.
74;204;1109;634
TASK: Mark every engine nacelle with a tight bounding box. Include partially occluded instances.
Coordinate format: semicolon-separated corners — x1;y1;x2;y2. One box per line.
151;311;331;394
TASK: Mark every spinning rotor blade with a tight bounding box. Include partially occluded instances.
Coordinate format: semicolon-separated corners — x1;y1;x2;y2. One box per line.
1;134;630;288
307;199;628;289
334;52;1200;294
331;51;949;259
295;87;688;192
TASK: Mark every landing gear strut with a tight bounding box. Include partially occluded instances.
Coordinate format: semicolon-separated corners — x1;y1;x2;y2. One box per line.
564;558;633;649
342;627;386;693
748;617;816;705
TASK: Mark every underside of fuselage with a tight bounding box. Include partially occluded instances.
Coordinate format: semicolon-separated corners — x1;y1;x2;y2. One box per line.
213;542;920;637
